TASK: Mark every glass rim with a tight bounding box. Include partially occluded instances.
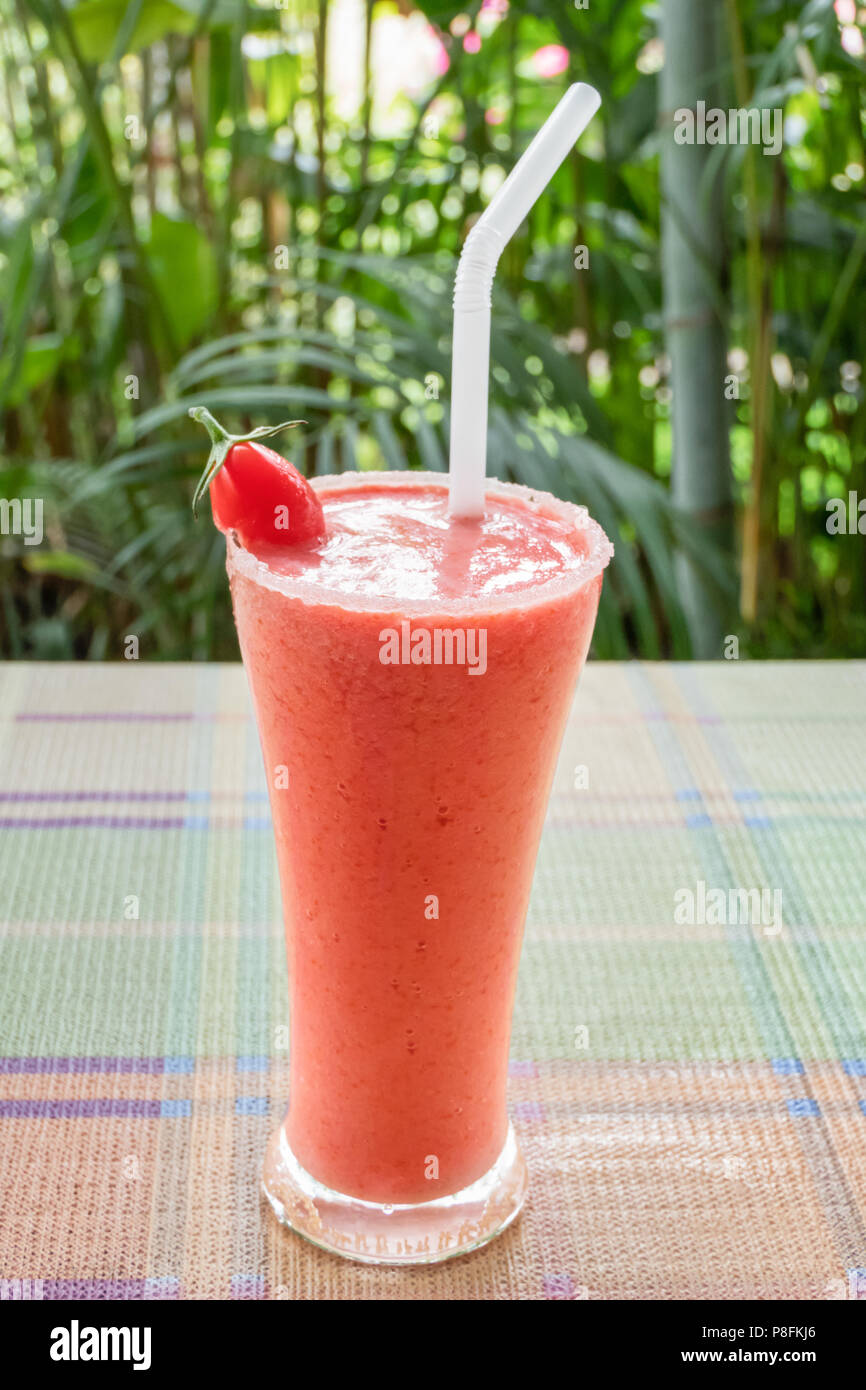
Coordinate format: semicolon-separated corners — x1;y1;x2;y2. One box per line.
225;470;613;617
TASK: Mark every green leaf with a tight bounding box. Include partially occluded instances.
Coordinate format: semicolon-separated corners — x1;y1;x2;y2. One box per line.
67;0;237;63
23;550;101;580
145;212;218;351
414;411;447;472
247;53;297;128
371;412;409;472
0;215;36;346
68;0;196;62
0;333;80;406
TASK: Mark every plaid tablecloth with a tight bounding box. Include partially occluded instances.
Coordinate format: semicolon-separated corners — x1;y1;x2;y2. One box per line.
1;660;865;1301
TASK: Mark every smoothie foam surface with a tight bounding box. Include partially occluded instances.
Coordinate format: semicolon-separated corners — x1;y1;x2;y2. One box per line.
231;472;613;613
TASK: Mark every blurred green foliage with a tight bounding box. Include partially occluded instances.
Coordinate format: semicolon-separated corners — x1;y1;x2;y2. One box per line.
0;0;864;660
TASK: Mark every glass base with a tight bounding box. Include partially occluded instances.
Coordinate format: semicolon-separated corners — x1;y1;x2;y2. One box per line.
262;1121;528;1266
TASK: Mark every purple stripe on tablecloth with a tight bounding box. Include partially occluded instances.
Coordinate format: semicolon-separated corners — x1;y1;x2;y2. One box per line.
6;1055;856;1078
0;1056;279;1074
0;1099;163;1117
0;791;268;802
14;1096;862;1122
0;791;189;802
42;1278;180;1300
0;1056;179;1075
543;1273;581;1300
0;813;272;828
15;713;247;722
513;1102;547;1122
231;1274;266;1300
0;816;186;829
509;1060;539;1077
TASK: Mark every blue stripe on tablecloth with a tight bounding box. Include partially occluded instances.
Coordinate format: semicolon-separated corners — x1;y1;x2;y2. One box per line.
671;664;866;1270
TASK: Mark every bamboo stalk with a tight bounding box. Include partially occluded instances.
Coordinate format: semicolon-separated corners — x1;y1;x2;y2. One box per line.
659;0;734;657
311;0;331;470
727;0;768;626
360;0;374;187
141;49;157;212
217;0;247;323
315;0;328;221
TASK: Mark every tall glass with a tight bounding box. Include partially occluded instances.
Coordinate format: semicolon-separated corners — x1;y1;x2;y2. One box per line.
227;472;611;1264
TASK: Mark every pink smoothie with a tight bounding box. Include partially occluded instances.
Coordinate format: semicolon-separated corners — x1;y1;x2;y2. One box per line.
228;472;611;1205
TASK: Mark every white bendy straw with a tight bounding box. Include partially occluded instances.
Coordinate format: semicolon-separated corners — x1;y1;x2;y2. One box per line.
448;82;601;518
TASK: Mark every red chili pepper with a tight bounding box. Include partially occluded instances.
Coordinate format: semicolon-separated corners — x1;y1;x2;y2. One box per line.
189;407;325;547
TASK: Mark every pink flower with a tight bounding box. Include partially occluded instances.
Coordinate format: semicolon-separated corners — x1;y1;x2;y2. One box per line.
463;31;482;55
532;44;569;79
427;27;450;76
484;107;506;126
481;0;509;14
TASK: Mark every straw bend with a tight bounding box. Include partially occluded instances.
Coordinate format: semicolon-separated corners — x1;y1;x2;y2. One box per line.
452;223;505;314
448;82;601;519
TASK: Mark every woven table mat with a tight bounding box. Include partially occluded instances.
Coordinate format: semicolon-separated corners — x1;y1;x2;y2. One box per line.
1;660;865;1301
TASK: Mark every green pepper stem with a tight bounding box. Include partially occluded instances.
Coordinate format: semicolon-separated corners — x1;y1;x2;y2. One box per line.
188;406;306;518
